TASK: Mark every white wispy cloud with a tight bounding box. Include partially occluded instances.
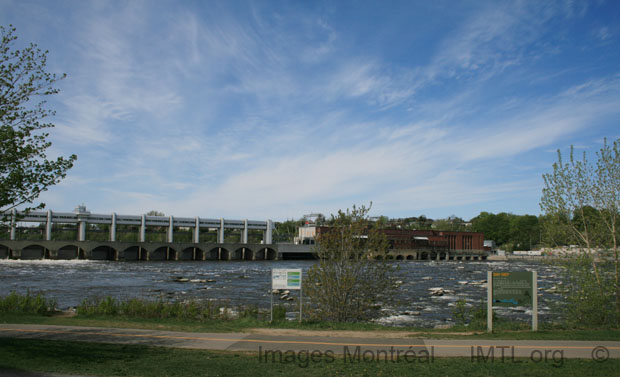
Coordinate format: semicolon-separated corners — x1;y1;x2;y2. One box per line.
6;0;619;221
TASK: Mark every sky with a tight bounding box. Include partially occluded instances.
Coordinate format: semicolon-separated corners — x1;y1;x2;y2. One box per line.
2;0;620;222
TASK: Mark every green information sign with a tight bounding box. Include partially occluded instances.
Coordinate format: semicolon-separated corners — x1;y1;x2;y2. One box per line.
492;271;533;307
487;270;537;332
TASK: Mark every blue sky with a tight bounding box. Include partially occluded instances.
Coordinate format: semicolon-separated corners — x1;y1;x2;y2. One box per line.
2;0;620;221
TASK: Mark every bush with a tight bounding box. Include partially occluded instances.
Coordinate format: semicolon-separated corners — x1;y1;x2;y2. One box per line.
560;254;619;328
0;291;56;316
452;299;468;326
272;305;286;321
76;296;235;321
451;299;495;330
305;204;398;322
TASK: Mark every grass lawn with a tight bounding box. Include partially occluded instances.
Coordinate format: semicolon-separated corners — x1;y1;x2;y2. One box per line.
1;337;619;377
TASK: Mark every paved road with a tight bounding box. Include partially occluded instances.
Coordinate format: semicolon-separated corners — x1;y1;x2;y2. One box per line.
1;324;619;362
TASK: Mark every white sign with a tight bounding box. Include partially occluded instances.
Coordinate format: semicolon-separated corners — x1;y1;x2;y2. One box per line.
272;268;302;290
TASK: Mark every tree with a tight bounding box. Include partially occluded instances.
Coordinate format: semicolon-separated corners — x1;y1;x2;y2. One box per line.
273;218;304;243
433;215;468;232
540;139;620;327
304;203;398;322
471;212;512;246
541;147;597;251
1;25;76;214
539;212;572;247
509;214;540;250
593;139;620;278
145;210;165;216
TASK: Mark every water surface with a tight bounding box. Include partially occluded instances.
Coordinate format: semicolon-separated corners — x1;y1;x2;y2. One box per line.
0;259;564;327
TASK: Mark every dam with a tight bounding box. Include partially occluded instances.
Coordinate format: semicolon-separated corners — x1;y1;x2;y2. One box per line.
1;207;487;261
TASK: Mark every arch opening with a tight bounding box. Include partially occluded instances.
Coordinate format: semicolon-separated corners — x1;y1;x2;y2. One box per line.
120;246;141;261
209;247;230;261
179;247;200;261
0;244;9;259
57;245;80;260
21;244;45;260
150;247;176;261
235;247;253;261
92;245;118;260
203;248;219;260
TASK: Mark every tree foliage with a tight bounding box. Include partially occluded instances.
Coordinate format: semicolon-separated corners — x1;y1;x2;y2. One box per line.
432;215;469;232
470;211;540;251
540;138;620;327
304;204;397;322
1;25;76;213
145;210;165;216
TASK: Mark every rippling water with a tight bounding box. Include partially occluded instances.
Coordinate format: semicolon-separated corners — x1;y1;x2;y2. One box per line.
0;259;565;327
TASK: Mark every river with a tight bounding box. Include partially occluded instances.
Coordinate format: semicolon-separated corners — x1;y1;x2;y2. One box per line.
0;259;565;328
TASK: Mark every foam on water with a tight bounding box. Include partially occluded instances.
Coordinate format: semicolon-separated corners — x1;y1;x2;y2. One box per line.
0;259;565;327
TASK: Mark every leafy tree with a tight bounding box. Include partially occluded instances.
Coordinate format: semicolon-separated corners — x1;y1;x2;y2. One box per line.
273;218;304;243
433;215;468;232
304;204;397;322
471;212;511;246
541;147;597;250
469;211;540;251
539;212;572;247
540;138;620;326
509;214;540;250
593;138;620;269
145;210;165;216
416;215;433;229
1;25;76;214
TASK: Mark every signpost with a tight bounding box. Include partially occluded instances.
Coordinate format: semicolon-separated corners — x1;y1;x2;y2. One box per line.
487;270;537;332
271;268;303;323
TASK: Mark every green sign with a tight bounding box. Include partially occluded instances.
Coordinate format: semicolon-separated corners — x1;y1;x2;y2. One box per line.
492;271;533;307
287;271;301;288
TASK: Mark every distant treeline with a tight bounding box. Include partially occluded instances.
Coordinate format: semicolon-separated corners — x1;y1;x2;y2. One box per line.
275;211;607;251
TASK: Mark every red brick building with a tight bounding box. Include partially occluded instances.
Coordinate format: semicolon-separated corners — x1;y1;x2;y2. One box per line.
380;229;484;252
296;226;484;252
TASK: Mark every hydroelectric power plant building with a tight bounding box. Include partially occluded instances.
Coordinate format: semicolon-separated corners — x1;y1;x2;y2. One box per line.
296;225;486;261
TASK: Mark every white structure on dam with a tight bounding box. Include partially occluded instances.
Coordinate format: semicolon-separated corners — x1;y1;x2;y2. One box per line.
3;205;273;244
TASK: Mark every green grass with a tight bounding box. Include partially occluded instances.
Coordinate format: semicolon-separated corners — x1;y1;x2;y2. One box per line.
1;337;619;377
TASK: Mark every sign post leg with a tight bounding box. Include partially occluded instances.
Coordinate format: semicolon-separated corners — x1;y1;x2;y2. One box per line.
487;271;493;333
270;289;273;323
299;286;303;323
532;270;538;331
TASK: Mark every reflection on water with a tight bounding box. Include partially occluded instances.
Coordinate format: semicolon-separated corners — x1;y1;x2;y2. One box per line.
0;259;564;327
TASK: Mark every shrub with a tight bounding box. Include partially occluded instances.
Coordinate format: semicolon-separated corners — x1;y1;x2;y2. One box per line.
272;305;286;321
0;291;56;316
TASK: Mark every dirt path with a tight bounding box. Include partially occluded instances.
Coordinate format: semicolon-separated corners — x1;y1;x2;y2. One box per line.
247;328;479;338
